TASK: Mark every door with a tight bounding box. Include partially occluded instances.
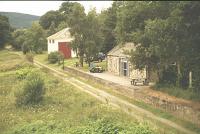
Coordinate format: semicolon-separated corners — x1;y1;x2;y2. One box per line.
123;61;128;76
120;58;128;77
58;42;71;59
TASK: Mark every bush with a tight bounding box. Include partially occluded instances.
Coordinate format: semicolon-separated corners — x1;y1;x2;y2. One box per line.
15;72;46;106
48;51;64;64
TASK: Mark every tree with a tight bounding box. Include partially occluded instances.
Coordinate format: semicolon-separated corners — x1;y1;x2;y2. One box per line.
180;2;200;90
68;2;86;67
12;29;26;50
115;1;181;84
39;10;63;30
22;22;47;54
55;21;68;32
99;2;118;54
127;1;200;90
46;21;56;36
84;9;103;66
59;2;77;21
0;14;11;49
115;1;176;43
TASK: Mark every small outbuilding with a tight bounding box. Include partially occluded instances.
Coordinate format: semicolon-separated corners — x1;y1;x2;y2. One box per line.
107;42;147;79
47;28;77;59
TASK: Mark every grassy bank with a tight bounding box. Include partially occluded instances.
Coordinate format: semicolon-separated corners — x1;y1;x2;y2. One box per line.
0;50;160;134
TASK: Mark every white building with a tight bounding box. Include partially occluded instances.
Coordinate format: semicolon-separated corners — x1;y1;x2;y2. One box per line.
47;28;77;58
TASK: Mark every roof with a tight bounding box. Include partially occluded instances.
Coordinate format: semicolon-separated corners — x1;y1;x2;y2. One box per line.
47;28;74;41
107;42;136;57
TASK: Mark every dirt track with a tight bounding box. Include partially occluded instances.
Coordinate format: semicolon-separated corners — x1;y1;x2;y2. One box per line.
34;60;196;134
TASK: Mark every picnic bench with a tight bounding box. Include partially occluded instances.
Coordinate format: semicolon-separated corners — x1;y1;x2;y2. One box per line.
131;78;149;86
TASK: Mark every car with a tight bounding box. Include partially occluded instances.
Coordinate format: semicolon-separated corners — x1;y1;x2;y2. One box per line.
88;52;105;62
89;66;105;73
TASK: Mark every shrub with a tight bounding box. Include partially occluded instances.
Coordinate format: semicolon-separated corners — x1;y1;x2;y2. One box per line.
15;72;46;106
48;51;64;64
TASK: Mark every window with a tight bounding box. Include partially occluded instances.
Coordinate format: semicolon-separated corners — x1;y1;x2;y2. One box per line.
52;40;54;43
49;40;51;43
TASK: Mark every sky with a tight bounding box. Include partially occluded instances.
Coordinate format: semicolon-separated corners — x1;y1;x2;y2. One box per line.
0;1;113;16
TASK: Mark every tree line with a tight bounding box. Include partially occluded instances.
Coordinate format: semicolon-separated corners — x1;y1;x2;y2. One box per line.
0;1;199;92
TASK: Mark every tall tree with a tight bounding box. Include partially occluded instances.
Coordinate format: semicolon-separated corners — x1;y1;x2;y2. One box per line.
0;15;11;49
99;2;118;54
39;10;63;30
12;29;26;50
84;9;103;66
68;2;86;67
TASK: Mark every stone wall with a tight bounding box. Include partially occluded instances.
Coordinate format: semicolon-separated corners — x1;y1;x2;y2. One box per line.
107;55;120;76
64;66;200;126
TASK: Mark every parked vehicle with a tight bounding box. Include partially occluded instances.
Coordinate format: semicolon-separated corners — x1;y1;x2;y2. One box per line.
89;62;105;73
90;66;105;73
89;52;106;62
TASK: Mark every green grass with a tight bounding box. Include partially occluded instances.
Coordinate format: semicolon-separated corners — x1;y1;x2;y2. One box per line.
0;50;160;134
0;50;26;72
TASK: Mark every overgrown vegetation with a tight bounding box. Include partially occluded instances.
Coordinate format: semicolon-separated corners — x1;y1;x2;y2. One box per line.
152;84;200;101
0;50;162;134
15;71;46;106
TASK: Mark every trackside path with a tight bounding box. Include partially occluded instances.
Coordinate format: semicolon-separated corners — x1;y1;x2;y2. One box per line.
34;60;196;134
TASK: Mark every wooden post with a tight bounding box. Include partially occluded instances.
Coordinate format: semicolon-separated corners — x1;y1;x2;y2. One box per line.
62;58;64;70
189;71;192;88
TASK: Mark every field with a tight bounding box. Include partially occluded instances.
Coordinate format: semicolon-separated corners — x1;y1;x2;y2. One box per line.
0;50;161;134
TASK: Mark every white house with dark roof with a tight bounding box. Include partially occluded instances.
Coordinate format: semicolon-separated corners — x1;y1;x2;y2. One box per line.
47;28;77;59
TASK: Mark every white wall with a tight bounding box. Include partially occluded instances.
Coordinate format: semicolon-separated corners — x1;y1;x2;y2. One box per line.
47;39;58;54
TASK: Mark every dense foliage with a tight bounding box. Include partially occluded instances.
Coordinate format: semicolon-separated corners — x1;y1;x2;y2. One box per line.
114;1;200;93
12;22;46;53
0;14;12;49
